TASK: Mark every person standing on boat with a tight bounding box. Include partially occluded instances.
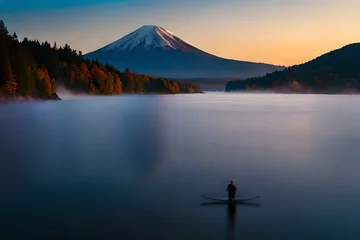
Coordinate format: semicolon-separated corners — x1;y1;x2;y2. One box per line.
227;181;237;200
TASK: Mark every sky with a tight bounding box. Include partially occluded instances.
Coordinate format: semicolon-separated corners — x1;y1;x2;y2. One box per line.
1;0;360;66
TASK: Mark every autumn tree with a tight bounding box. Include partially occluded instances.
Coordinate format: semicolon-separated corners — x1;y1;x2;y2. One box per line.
105;72;114;94
51;78;56;93
80;62;90;83
114;73;122;94
91;64;106;93
35;66;52;97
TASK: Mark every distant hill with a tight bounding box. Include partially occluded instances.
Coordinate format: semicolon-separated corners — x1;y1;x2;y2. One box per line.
85;25;284;79
226;43;360;94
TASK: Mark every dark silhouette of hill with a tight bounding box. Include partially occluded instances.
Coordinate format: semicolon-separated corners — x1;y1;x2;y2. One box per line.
226;43;360;94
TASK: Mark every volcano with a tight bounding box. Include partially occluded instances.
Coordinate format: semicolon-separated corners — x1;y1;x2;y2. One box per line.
85;25;284;79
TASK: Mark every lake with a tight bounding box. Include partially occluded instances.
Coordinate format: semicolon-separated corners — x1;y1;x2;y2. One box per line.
1;93;360;239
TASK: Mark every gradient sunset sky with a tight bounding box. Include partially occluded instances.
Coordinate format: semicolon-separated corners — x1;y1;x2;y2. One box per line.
2;0;359;66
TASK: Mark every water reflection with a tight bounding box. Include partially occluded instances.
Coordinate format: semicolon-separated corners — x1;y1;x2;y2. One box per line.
226;203;237;240
201;201;260;240
120;97;165;180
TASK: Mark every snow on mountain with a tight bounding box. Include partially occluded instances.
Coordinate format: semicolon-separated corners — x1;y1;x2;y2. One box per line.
100;25;192;52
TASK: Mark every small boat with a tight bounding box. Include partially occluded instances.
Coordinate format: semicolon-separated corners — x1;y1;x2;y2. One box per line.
202;195;260;203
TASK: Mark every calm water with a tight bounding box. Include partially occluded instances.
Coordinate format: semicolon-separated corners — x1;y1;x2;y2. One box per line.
1;93;360;239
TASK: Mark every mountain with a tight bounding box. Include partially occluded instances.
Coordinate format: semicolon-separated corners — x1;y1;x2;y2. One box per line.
0;20;201;101
84;25;284;79
225;43;360;94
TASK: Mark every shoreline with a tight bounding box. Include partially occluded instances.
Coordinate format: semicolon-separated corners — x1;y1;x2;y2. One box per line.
0;91;205;103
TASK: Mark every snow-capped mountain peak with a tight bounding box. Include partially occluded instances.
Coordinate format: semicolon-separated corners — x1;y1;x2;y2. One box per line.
100;25;190;52
85;25;285;79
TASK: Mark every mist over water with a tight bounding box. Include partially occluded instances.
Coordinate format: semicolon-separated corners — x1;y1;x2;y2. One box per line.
55;85;91;100
1;93;360;239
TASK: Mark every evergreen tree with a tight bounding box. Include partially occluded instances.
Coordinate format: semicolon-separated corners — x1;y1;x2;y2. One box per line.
0;35;16;93
25;65;35;97
64;44;70;51
0;20;9;36
12;32;18;41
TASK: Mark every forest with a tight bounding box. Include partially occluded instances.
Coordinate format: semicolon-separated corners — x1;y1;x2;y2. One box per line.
226;43;360;94
0;20;201;100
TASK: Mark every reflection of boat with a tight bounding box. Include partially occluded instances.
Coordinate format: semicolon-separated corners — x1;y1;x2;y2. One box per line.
200;196;260;240
200;201;261;207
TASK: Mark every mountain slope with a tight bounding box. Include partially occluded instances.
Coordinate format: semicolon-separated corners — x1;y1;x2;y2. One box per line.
85;25;284;79
226;43;360;94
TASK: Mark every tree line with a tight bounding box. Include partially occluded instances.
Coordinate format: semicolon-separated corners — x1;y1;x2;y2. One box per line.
226;43;360;94
0;20;201;99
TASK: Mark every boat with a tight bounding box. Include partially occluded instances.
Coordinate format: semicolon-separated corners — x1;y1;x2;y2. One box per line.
201;195;259;204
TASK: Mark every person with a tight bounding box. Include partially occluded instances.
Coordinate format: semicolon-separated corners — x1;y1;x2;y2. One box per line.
227;181;237;200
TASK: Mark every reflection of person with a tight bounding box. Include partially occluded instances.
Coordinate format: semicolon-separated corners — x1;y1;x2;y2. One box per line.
227;181;237;200
227;203;237;240
228;203;236;228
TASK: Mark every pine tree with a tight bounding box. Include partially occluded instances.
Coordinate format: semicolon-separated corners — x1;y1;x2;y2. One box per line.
105;62;110;70
64;44;70;51
25;65;35;97
42;41;50;48
12;32;18;41
10;41;28;95
0;20;9;36
0;35;16;93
